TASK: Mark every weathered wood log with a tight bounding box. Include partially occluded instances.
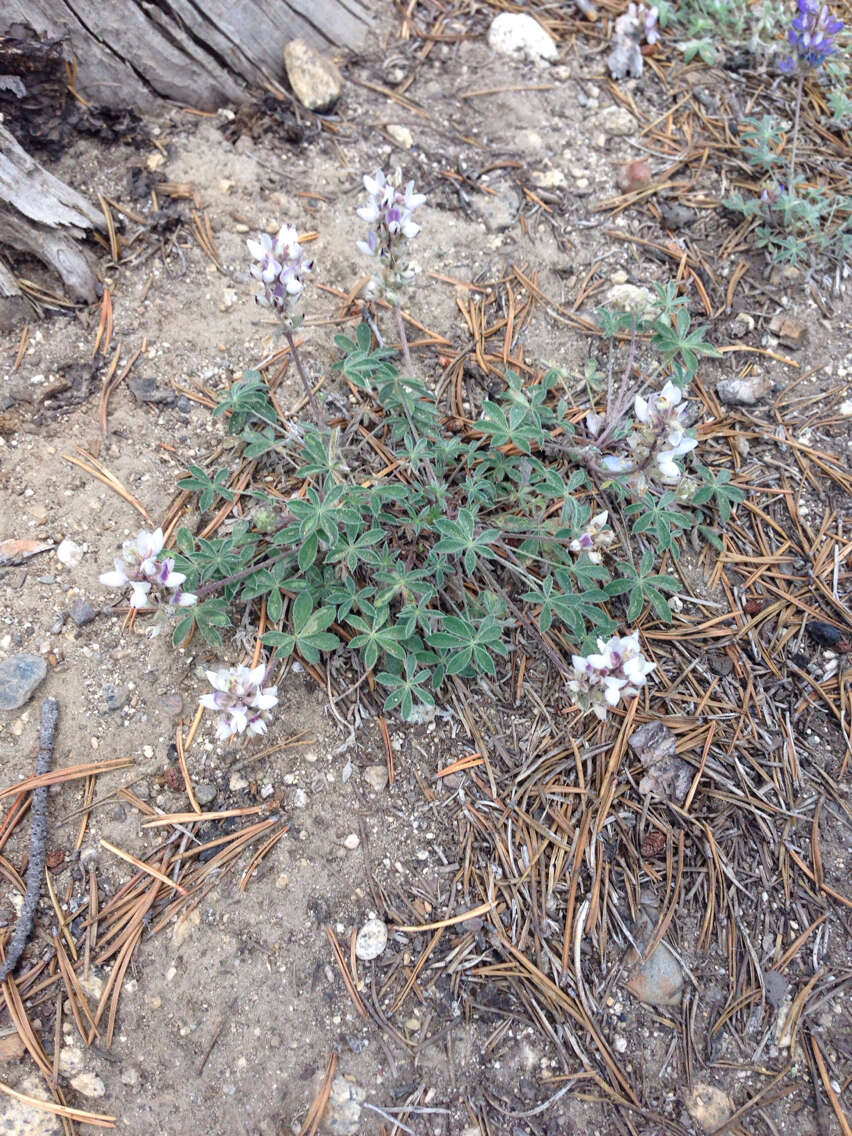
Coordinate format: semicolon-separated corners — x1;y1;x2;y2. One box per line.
0;123;102;305
4;0;372;110
0;2;371;315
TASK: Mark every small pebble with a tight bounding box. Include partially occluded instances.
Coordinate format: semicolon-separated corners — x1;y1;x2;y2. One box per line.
363;764;389;792
229;772;249;792
292;788;308;808
194;783;217;807
343;833;360;850
355;918;388;961
70;597;98;627
69;1072;105;1098
159;692;183;717
103;683;129;712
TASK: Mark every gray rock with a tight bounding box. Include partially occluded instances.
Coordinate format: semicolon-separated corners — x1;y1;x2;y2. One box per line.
624;905;684;1006
325;1076;367;1136
0;653;47;710
764;969;789;1008
598;105;637;137
70;596;98;626
283;39;342;112
103;683;129;712
128;375;176;406
659;202;697;230
194;782;217;806
159;692;183;717
716;374;773;405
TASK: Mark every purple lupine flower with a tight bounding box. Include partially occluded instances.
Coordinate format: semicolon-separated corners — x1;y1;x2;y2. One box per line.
567;631;655;721
615;2;659;44
780;0;844;70
100;527;197;611
357;168;426;303
569;512;616;564
599;381;697;492
247;225;313;317
199;664;279;741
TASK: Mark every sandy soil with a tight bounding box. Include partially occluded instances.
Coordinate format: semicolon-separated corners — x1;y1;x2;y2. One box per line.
1;9;851;1136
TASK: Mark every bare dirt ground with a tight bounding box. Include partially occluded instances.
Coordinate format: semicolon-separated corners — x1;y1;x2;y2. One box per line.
1;5;851;1135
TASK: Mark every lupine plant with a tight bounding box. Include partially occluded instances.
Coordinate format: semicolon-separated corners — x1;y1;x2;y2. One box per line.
721;1;850;273
153;171;744;731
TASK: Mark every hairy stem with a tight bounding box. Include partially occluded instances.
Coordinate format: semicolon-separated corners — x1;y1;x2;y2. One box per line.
284;329;324;424
789;72;804;198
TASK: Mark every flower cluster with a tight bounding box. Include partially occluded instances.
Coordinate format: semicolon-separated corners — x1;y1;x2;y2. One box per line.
100;528;196;610
609;2;659;78
779;0;844;71
247;225;313;318
600;381;697;493
615;2;659;44
568;632;656;721
357;168;426;304
569;511;616;564
199;664;279;741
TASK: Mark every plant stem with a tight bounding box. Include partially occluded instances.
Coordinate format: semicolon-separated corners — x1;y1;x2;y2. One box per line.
391;302;438;485
789;72;804;198
284;329;324;424
394;304;414;376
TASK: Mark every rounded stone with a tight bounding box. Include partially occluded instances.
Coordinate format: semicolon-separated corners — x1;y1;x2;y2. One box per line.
355;918;388;962
342;833;360;850
283;38;343;112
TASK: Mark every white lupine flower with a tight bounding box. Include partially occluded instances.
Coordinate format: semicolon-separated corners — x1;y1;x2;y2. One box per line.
100;528;196;610
357;167;426;303
567;631;655;720
247;224;313;315
200;664;279;741
599;381;697;490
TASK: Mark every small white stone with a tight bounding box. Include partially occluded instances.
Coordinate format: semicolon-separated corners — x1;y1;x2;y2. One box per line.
363;764;388;792
387;124;414;148
355;918;388;961
531;169;566;188
229;772;249;792
487;12;557;64
343;833;360;850
70;1072;106;1098
614;1035;628;1053
56;539;83;568
121;1067;140;1086
59;1045;85;1076
839;399;852;416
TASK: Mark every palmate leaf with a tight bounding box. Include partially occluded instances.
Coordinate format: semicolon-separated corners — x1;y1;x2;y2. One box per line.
177;465;235;512
262;592;339;665
606;550;678;624
377;655;435;721
433;508;501;574
172;599;230;648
